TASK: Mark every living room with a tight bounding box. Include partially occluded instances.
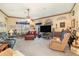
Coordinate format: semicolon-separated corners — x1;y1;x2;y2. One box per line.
0;3;79;56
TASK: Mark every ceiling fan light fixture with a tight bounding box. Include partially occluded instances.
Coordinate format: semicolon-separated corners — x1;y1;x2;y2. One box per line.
26;8;32;23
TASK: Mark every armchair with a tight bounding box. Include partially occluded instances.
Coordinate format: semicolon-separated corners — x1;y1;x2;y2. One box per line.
25;31;37;40
49;33;70;52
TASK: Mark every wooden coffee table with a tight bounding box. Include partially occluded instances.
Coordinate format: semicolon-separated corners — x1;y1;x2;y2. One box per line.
0;43;8;52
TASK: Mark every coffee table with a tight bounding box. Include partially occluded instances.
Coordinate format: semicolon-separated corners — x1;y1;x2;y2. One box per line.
0;43;8;52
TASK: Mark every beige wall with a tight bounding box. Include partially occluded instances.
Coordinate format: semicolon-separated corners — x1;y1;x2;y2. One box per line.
6;17;17;32
35;13;72;32
71;3;79;29
0;12;76;32
0;11;7;32
0;12;17;32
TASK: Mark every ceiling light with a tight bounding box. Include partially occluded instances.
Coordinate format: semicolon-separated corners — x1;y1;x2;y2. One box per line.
26;8;31;23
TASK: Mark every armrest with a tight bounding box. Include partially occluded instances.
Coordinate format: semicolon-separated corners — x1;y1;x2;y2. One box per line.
6;38;16;40
51;38;62;44
0;41;8;44
0;48;13;56
52;40;62;44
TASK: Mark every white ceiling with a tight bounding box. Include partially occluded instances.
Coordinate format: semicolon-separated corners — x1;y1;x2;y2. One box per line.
0;3;74;19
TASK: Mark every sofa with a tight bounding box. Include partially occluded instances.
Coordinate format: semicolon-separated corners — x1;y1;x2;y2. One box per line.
25;31;37;40
0;32;16;49
53;32;61;37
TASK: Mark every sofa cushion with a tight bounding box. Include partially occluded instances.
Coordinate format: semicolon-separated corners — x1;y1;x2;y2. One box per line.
54;32;61;37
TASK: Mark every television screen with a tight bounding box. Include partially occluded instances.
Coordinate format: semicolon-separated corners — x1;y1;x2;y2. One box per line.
40;25;51;32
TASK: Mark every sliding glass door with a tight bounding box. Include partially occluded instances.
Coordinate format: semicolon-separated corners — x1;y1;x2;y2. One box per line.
16;19;30;35
16;22;29;35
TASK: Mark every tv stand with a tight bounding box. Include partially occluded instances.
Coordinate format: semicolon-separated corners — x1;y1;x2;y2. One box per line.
41;32;51;39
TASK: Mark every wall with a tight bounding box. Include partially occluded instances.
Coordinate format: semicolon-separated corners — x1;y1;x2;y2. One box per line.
0;11;7;32
6;17;17;31
6;18;34;34
0;12;75;32
35;13;72;32
71;3;79;29
0;12;74;32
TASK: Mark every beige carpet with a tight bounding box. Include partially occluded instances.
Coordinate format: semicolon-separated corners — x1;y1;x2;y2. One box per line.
14;37;77;56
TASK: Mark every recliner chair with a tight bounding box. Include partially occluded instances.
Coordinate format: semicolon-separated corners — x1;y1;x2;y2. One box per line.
49;33;70;52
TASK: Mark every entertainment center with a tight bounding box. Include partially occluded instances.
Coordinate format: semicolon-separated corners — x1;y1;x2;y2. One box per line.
40;25;51;32
39;25;52;39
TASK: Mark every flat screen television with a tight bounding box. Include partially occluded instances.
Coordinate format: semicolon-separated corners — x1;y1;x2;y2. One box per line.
40;25;51;32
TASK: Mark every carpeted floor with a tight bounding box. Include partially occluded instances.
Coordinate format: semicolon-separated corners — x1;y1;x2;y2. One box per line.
14;37;78;56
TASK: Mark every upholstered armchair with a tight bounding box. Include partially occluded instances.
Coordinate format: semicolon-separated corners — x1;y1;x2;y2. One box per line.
49;33;70;52
25;31;37;40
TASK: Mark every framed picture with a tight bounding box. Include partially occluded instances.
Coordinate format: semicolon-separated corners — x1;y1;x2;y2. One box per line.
60;22;65;28
71;19;75;28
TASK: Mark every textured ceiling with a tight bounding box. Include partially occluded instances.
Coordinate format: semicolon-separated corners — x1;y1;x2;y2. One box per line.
0;3;74;19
